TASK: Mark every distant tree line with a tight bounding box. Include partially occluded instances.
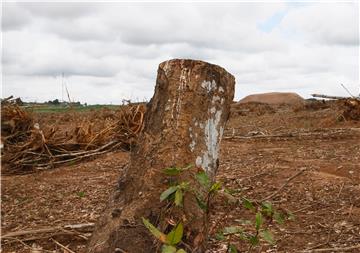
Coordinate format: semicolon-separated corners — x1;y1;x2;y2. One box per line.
46;99;82;106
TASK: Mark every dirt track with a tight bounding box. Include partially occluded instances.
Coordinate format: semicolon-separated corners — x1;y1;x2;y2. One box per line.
1;102;360;252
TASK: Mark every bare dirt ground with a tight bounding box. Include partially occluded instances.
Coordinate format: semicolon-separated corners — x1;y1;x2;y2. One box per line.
2;101;360;252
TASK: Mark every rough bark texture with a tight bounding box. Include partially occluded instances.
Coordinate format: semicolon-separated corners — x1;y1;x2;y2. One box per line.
88;59;235;253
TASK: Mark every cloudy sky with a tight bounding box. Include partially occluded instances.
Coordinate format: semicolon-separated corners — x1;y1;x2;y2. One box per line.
2;1;359;104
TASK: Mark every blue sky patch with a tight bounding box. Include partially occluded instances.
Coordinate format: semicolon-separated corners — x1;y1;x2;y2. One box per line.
258;9;288;33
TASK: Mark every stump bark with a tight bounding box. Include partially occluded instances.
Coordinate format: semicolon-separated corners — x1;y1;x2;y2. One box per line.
88;59;235;253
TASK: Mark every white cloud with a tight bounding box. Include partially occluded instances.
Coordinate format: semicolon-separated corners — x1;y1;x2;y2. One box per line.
2;2;359;104
278;2;359;46
2;3;32;31
18;2;99;20
3;30;118;77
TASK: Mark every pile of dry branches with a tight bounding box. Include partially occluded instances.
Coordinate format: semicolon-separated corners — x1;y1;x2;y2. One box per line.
341;98;360;121
2;97;34;145
1;98;145;174
311;93;360;121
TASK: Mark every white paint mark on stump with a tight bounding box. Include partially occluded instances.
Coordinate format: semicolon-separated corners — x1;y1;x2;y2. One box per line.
193;80;225;174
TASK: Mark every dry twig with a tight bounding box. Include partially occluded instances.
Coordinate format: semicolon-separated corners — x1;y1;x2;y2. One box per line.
260;167;307;202
1;102;145;173
51;238;76;253
1;222;95;240
301;243;360;252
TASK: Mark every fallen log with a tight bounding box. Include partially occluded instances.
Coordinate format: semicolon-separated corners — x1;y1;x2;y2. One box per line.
223;128;360;140
311;94;359;100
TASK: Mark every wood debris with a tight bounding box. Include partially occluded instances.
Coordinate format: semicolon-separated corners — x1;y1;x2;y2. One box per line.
1;98;145;174
311;93;360;121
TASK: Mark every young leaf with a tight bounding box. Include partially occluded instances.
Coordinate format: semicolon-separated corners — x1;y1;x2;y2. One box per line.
195;171;210;188
174;189;183;206
223;226;243;235
77;191;85;198
179;181;190;190
161;245;177;253
236;232;248;241
215;232;225;241
142;217;166;243
260;229;275;245
255;212;263;231
261;202;272;210
160;186;178;202
166;222;184;245
176;249;187;253
209;182;222;193
249;235;259;246
261;202;273;216
274;211;285;224
195;196;207;211
163;167;182;176
229;244;238;253
242;198;255;211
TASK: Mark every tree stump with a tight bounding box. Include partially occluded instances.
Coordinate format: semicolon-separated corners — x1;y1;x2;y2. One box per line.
88;59;235;253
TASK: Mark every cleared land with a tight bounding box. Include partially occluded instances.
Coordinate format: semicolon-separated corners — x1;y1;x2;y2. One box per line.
1;100;360;252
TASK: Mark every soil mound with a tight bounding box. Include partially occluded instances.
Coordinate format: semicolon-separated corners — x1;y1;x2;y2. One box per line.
239;92;304;105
